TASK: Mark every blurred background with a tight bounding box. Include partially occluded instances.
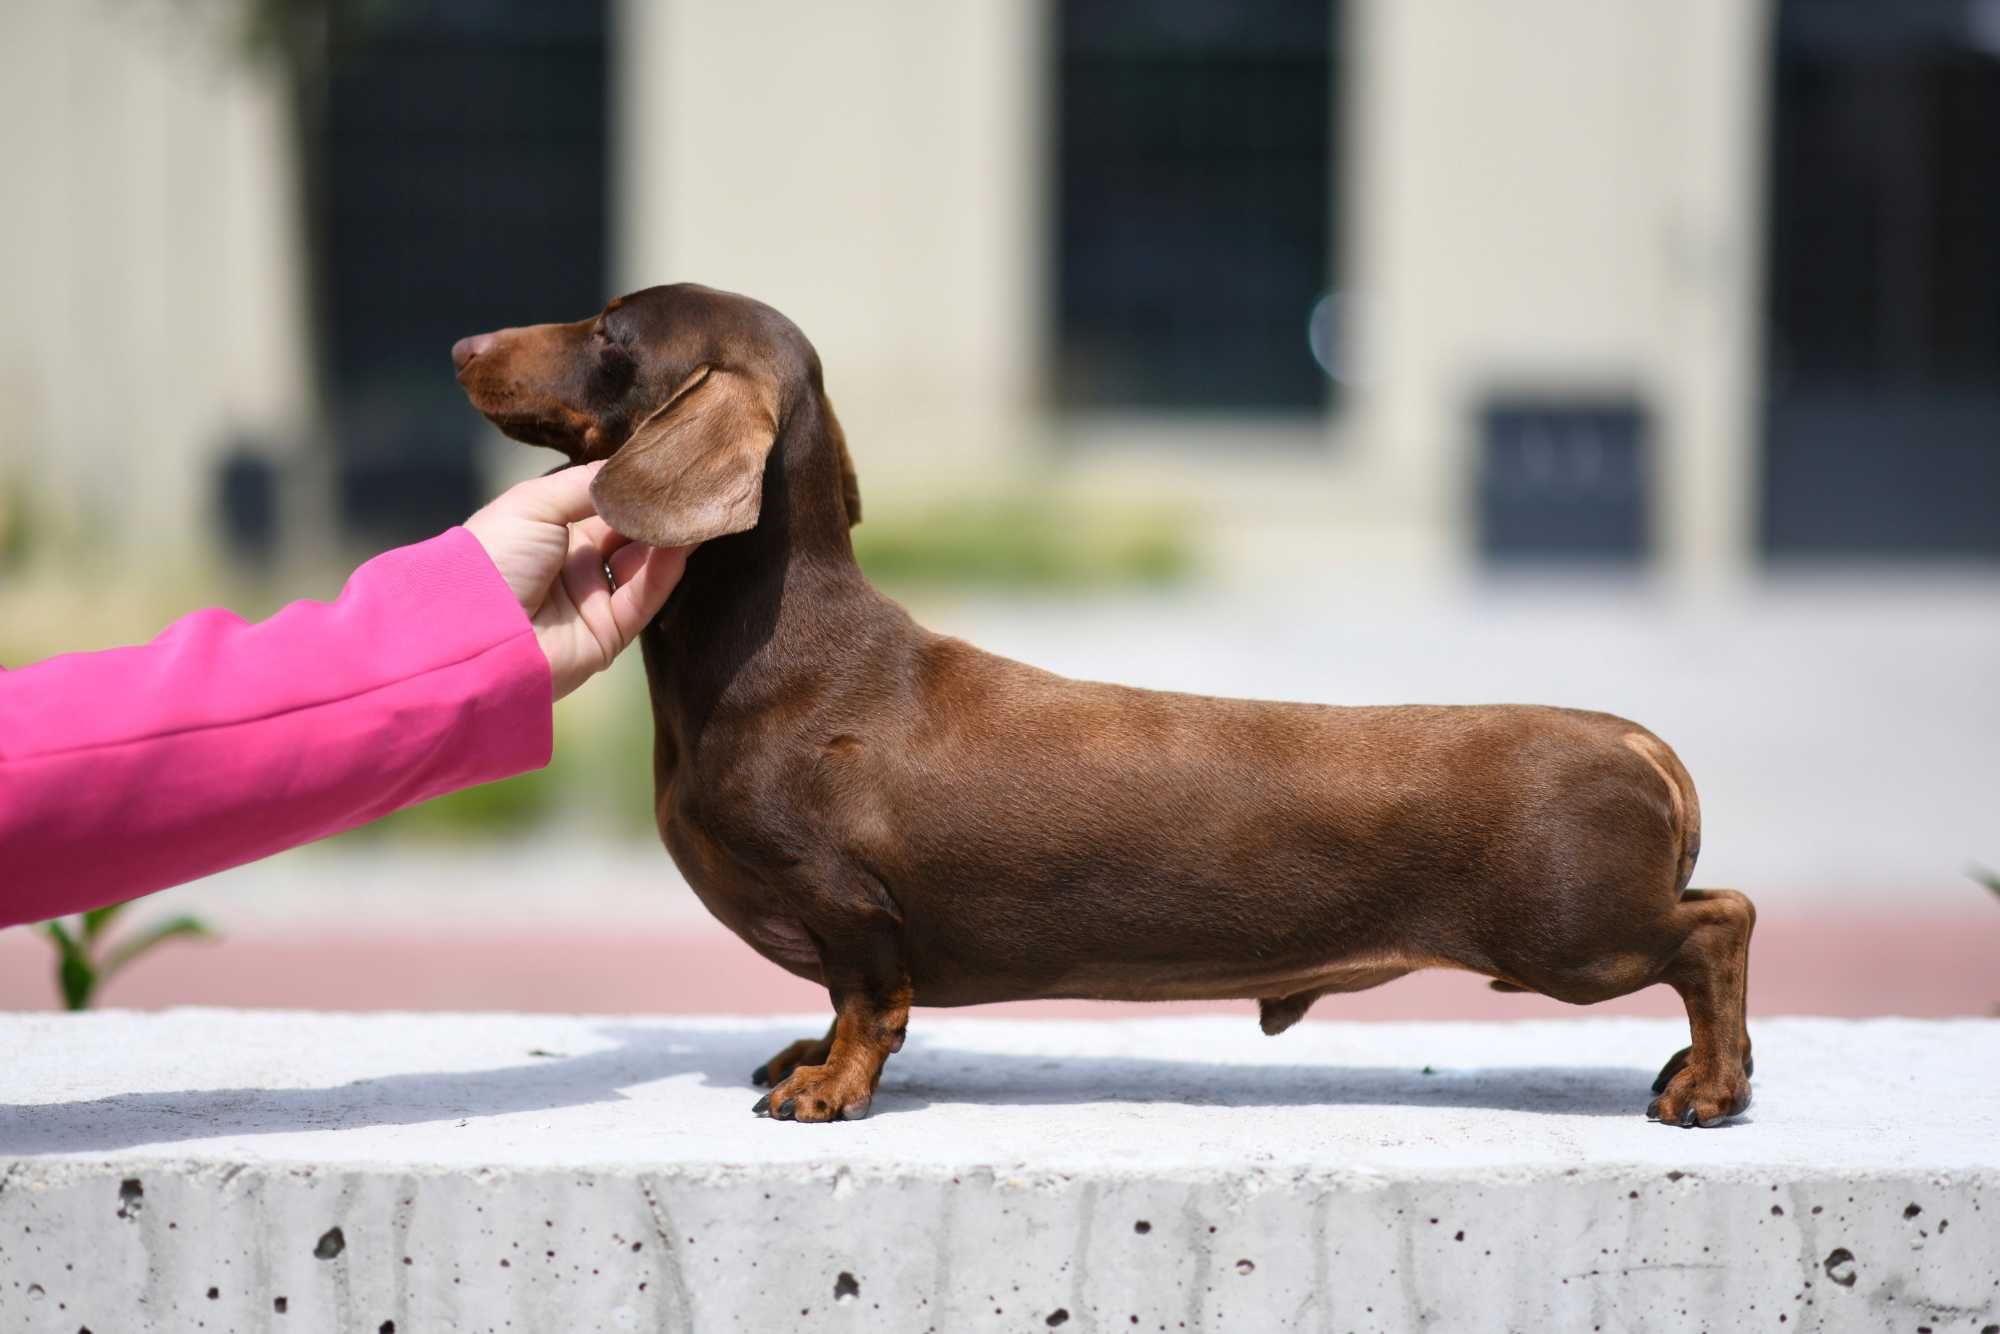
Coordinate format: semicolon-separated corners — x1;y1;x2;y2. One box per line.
0;0;1994;1018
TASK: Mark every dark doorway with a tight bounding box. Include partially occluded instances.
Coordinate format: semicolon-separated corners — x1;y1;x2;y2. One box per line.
1763;0;2000;558
319;0;608;544
1052;0;1337;415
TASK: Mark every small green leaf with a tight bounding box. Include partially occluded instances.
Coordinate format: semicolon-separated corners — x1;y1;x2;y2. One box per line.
82;901;132;943
42;918;77;953
1971;864;2000;897
101;916;216;978
100;916;215;981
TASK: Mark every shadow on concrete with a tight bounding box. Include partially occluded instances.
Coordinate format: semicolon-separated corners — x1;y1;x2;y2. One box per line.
0;1021;1674;1155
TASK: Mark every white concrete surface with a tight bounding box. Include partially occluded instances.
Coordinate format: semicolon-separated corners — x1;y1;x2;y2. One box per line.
3;1011;1995;1332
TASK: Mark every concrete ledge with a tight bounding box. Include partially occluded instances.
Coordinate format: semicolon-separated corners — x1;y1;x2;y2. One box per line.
2;1012;1995;1332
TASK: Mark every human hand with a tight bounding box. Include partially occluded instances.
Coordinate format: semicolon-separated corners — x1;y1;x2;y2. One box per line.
463;463;692;701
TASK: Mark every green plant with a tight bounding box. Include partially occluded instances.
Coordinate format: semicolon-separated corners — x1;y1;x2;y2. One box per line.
0;472;30;572
1972;864;1999;898
853;496;1196;591
41;902;215;1011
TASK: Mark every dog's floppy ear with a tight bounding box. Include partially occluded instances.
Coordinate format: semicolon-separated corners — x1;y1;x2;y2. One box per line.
826;402;862;527
591;365;779;546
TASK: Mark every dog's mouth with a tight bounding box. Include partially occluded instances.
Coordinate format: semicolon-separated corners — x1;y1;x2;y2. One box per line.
454;389;576;449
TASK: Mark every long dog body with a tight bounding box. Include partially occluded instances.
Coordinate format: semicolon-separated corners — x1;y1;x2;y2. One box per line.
454;284;1755;1127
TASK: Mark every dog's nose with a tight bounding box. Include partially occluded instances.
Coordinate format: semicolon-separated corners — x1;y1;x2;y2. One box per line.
451;332;496;372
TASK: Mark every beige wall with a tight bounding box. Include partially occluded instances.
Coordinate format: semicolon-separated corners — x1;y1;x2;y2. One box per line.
614;0;1047;509
619;0;1774;582
0;0;1770;583
1344;0;1773;581
0;2;310;565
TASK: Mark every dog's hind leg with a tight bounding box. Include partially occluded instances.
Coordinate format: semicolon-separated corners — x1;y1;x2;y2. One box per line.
1647;888;1756;1125
1487;883;1755;1126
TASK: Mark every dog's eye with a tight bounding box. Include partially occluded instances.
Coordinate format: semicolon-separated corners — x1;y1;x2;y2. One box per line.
589;328;634;385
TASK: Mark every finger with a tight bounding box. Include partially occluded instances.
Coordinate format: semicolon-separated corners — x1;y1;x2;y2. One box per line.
490;459;607;528
555;536;618;660
568;514;634;565
608;544;691;642
606;539;651;587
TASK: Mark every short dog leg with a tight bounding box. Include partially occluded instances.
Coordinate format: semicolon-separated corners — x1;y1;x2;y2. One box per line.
1648;888;1756;1128
753;980;910;1122
751;1021;835;1088
1648;892;1760;1088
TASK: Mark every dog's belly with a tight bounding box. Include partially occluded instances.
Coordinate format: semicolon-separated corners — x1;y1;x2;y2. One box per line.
905;942;1449;1008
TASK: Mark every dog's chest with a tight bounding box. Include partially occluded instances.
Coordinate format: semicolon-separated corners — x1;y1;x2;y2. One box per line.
658;806;825;980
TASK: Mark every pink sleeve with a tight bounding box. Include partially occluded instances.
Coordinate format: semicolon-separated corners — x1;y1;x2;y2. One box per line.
0;527;553;928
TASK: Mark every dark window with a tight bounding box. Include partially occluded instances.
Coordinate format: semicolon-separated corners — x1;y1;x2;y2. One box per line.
319;0;608;544
1054;0;1336;415
1763;0;2000;557
1478;398;1651;564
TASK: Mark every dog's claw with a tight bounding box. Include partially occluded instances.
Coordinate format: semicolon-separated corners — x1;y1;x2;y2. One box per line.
751;1093;771;1116
777;1098;797;1120
1679;1107;1699;1129
1645;1097;1662;1121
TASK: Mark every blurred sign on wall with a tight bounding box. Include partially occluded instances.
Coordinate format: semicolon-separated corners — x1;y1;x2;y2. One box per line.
1478;399;1650;564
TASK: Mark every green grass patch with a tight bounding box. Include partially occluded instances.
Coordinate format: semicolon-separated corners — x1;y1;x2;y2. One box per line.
854;495;1195;591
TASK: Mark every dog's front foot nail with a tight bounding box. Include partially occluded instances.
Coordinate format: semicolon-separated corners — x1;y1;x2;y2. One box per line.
1645;1097;1663;1121
1678;1107;1699;1129
751;1093;772;1116
777;1097;797;1120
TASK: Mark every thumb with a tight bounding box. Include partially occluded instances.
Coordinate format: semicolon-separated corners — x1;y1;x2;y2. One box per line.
491;460;606;527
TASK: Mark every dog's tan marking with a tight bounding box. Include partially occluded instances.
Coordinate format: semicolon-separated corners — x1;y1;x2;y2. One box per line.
1624;731;1702;892
1623;732;1684;833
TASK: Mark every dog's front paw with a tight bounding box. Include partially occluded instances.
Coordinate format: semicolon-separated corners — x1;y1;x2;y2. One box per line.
1647;1062;1750;1128
751;1061;876;1123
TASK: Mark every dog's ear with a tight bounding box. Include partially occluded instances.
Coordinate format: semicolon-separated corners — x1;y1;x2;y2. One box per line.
591;365;779;546
825;401;862;528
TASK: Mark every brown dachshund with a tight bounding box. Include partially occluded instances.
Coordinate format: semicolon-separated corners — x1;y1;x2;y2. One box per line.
453;284;1755;1128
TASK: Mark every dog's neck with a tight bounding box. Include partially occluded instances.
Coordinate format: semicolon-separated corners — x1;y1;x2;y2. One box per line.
640;389;879;750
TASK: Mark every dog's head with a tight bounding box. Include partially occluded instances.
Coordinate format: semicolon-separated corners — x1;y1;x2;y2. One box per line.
453;283;859;547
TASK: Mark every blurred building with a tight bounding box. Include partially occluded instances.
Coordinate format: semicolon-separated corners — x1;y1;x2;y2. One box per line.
1;0;1995;582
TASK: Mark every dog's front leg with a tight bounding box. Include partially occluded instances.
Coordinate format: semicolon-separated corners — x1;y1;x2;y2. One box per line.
752;918;908;1123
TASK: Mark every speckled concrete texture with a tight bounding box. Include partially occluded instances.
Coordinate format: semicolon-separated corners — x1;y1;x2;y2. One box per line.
2;1011;1995;1331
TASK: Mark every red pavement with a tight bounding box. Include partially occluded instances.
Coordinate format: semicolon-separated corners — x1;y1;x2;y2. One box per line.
1;903;1992;1020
